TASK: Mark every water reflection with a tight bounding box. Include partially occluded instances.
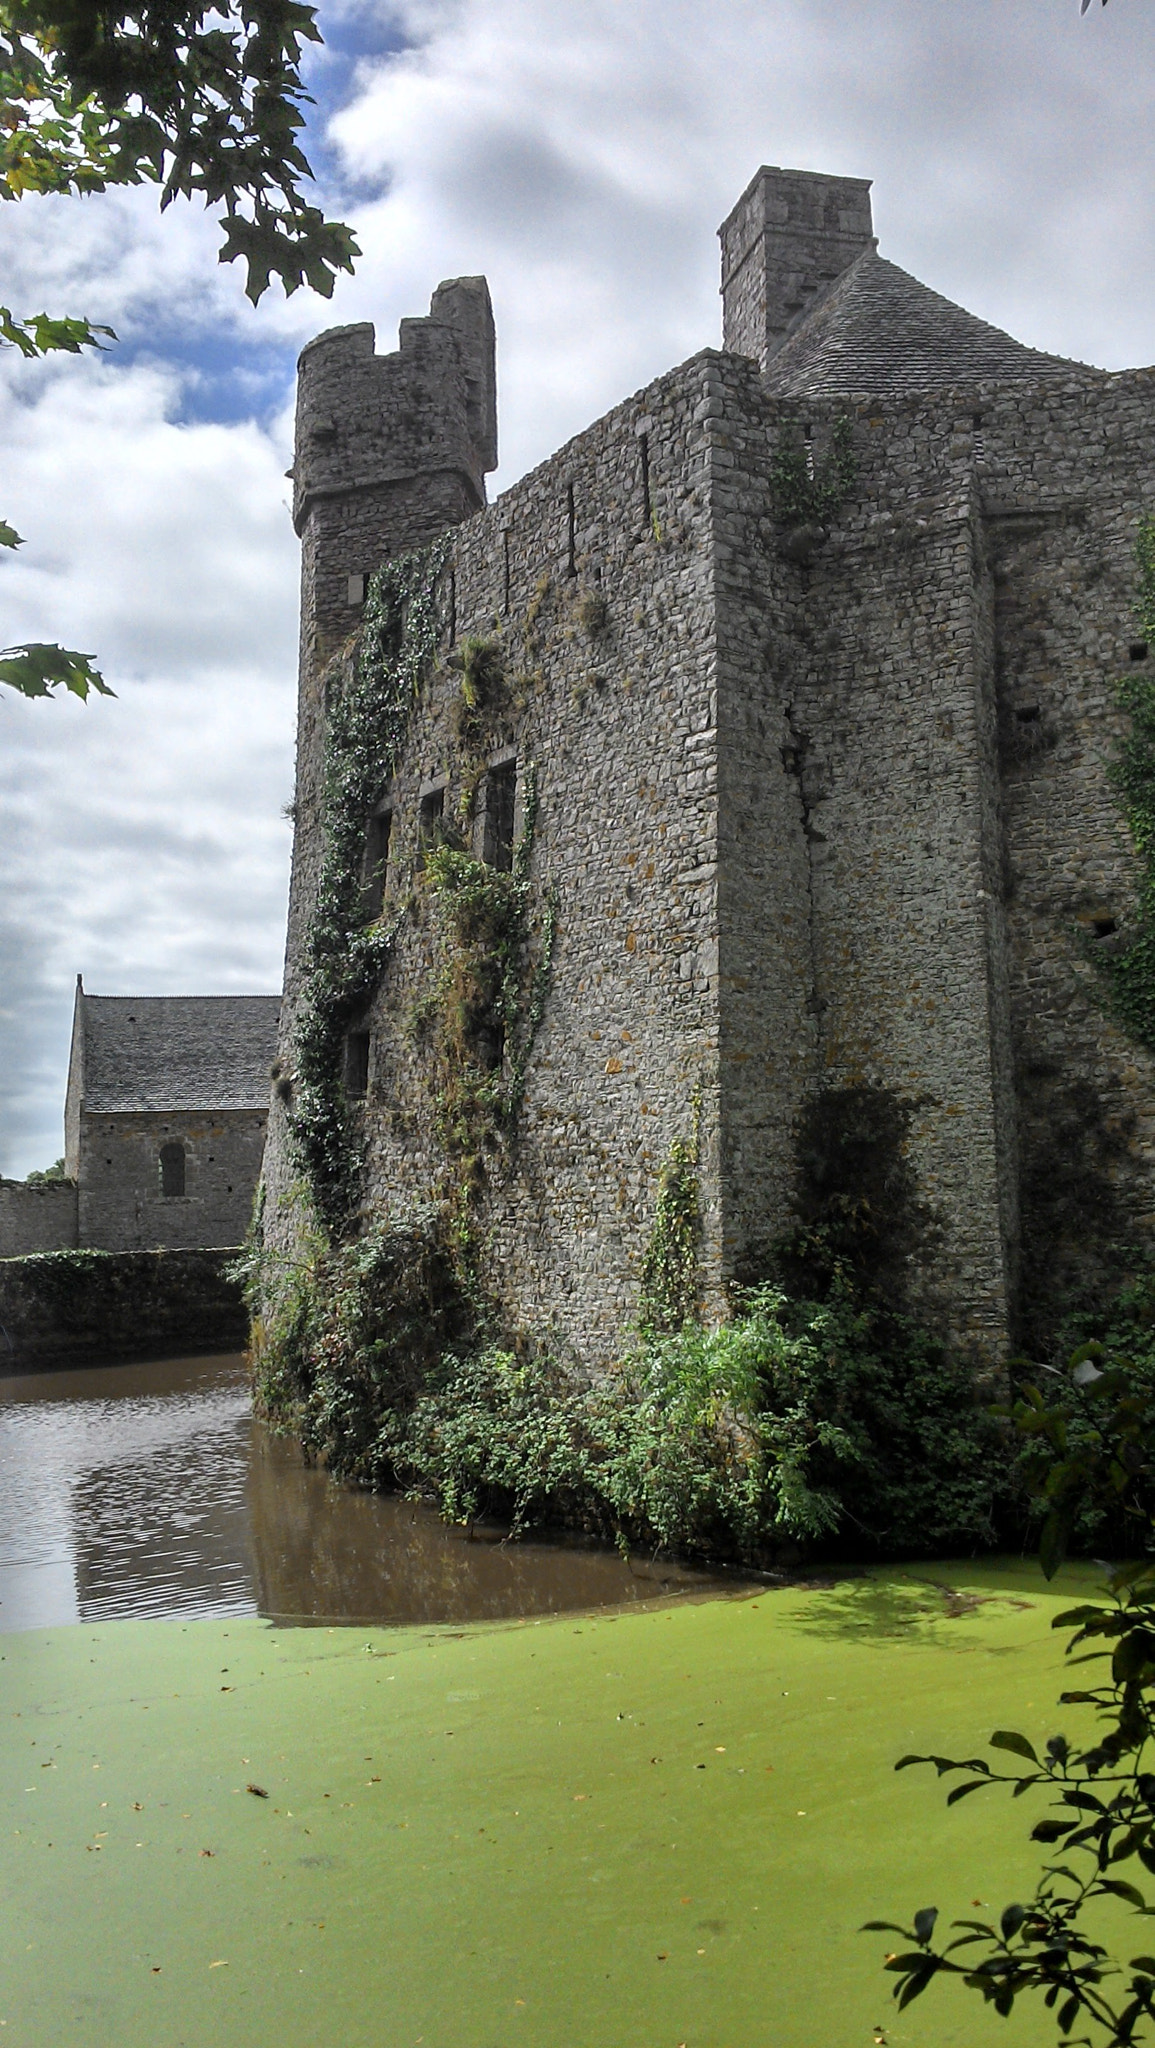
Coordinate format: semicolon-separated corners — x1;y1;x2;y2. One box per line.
0;1353;732;1633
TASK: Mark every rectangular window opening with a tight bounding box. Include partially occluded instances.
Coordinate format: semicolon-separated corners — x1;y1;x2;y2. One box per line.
1015;704;1041;724
159;1142;186;1198
361;808;392;919
1132;642;1149;663
418;786;445;867
344;1030;370;1099
346;571;366;607
483;759;517;872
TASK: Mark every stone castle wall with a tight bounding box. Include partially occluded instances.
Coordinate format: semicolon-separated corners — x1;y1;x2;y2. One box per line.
267;350;737;1358
0;1179;78;1258
264;255;1155;1367
0;1248;246;1370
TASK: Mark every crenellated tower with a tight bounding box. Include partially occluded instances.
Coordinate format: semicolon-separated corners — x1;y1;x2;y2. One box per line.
291;276;497;671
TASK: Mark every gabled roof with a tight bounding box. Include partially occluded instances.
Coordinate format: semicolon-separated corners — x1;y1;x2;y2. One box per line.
77;994;281;1114
763;247;1097;400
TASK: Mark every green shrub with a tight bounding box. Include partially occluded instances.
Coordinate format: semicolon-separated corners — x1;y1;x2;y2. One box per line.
248;1207;473;1482
252;1233;1006;1562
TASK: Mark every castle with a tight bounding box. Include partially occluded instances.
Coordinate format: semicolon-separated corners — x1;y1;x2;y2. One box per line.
261;165;1155;1368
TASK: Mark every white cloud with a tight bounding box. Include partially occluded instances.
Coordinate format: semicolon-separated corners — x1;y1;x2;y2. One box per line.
0;358;297;1174
3;0;1155;1172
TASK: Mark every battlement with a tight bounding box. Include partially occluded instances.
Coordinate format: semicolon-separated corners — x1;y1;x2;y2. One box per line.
719;165;874;369
292;276;496;665
292;277;496;536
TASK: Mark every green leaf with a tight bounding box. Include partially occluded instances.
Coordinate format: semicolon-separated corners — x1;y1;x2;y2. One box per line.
0;517;22;547
1000;1903;1027;1942
0;642;113;700
1032;1818;1079;1842
946;1778;995;1806
1040;1509;1067;1579
1058;1992;1081;2033
1097;1878;1149;1909
1054;1606;1111;1629
990;1730;1039;1764
896;1958;941;2010
913;1907;938;1945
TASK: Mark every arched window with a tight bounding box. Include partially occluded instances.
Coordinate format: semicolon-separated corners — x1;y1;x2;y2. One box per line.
160;1141;186;1198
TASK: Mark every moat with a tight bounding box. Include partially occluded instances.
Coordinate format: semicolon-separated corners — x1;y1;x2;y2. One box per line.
0;1351;729;1633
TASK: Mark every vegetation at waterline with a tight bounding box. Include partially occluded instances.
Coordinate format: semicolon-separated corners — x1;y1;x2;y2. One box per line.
246;1193;1005;1566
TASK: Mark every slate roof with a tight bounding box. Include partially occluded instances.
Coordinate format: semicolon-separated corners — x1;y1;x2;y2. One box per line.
763;248;1097;400
79;995;281;1113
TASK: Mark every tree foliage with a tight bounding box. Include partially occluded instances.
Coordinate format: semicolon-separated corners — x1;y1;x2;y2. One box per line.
869;1340;1155;2045
0;2;357;299
0;1;358;700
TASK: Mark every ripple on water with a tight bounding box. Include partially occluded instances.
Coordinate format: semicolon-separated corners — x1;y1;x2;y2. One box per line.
0;1352;735;1632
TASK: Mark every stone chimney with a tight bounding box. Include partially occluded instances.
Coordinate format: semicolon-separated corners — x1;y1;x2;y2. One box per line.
719;166;874;370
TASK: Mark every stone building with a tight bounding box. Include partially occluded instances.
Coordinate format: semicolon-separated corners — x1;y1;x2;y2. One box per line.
56;980;280;1252
262;164;1155;1367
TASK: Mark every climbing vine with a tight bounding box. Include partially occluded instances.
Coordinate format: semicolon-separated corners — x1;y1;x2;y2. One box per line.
637;1085;703;1334
289;534;451;1238
424;760;559;1244
1098;516;1155;1054
770;414;856;529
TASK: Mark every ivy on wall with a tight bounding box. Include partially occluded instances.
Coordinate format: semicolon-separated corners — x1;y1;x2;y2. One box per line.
1099;516;1155;1054
770;415;856;530
424;763;559;1246
637;1085;702;1334
289;534;451;1237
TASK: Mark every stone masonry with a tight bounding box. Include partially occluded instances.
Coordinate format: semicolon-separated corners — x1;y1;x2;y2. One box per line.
262;165;1155;1369
63;981;280;1252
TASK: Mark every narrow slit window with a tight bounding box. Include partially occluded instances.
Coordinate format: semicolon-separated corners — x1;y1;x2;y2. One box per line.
418;786;445;867
639;434;651;530
362;809;392;918
566;483;577;577
159;1142;185;1198
483;759;517;872
503;530;511;615
345;1030;370;1099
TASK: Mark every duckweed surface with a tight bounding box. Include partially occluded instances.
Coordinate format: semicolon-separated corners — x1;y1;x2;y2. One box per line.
1;1561;1106;2047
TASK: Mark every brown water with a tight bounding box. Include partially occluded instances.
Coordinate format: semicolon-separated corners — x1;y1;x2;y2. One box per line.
0;1352;733;1633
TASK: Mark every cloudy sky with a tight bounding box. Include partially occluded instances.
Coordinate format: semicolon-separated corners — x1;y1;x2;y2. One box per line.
2;0;1154;1174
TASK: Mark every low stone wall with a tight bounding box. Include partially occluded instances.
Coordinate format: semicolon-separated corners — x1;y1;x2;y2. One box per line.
0;1178;78;1257
0;1247;248;1372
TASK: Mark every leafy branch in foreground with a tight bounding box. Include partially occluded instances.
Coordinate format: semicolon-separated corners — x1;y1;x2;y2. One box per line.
0;1;358;301
0;301;114;698
867;1343;1155;2044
